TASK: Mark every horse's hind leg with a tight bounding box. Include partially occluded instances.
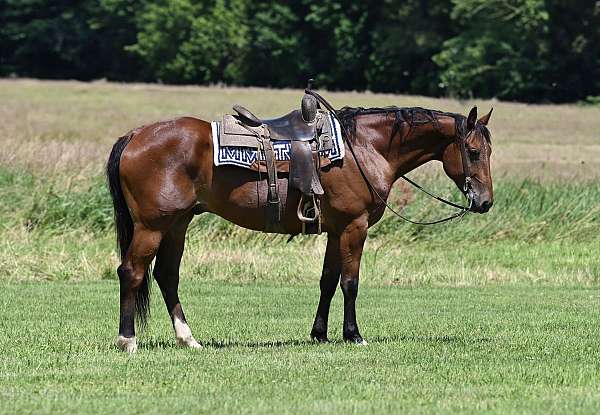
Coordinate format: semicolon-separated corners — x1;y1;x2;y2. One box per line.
153;213;201;349
116;226;162;353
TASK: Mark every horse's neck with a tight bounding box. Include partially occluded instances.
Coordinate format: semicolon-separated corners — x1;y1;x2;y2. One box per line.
347;114;455;199
363;115;455;179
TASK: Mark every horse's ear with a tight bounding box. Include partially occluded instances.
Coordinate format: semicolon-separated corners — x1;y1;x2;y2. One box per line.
478;108;493;126
467;106;478;131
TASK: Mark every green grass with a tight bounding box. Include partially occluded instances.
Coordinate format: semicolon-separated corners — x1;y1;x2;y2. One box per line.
2;282;600;414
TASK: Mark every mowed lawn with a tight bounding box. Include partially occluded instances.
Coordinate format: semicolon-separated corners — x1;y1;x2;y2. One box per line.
2;282;600;414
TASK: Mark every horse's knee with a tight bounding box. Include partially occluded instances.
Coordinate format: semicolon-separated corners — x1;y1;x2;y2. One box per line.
117;263;145;290
117;264;130;283
340;278;359;297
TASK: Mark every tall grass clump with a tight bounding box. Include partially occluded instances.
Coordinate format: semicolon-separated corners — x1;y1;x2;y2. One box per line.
1;165;597;284
0;168;113;233
370;180;600;243
2;165;598;245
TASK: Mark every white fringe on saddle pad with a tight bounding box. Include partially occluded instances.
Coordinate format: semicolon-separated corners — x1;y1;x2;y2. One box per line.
210;113;344;169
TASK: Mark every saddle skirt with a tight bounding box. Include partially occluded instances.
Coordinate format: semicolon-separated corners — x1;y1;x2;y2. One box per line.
210;111;344;173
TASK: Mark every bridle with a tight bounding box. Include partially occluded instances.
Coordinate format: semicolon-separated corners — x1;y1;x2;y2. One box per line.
457;127;475;199
305;88;475;225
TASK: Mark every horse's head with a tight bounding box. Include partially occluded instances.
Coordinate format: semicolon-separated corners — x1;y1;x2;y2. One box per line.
441;107;493;213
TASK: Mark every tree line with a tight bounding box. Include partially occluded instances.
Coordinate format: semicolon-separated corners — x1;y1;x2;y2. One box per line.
1;0;598;103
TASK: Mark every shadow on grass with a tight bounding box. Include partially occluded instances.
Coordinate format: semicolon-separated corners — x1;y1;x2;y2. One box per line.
203;338;315;349
368;334;494;344
139;334;493;350
138;337;315;350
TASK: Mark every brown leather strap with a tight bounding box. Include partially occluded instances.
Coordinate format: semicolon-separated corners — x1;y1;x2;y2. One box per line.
458;129;474;194
262;128;280;231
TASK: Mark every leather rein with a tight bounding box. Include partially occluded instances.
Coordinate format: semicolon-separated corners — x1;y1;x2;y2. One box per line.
305;88;474;225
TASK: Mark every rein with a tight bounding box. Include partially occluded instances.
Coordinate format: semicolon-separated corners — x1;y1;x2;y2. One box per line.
305;88;474;225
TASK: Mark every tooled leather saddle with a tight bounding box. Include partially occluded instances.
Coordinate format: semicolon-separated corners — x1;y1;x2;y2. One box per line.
231;80;324;233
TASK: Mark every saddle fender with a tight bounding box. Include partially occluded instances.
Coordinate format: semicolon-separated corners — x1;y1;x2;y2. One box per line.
289;140;324;196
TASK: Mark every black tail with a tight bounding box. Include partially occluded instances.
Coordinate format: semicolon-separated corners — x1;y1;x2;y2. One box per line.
106;133;151;328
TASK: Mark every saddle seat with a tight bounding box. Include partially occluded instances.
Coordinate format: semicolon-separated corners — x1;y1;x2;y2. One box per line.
232;105;315;141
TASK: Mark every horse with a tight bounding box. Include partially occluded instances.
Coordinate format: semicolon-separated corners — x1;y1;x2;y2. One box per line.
106;100;493;353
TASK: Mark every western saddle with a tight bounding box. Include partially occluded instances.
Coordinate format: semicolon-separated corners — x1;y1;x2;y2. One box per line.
232;80;324;234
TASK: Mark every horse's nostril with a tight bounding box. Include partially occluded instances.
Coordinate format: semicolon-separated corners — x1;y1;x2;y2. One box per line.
481;200;492;211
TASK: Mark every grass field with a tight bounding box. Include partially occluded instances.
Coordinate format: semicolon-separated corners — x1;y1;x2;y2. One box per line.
1;79;599;414
4;283;600;414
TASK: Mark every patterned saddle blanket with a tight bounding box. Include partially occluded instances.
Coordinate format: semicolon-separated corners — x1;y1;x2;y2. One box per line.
210;111;344;173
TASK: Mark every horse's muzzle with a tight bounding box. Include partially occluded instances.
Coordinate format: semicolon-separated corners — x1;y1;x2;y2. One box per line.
470;198;493;213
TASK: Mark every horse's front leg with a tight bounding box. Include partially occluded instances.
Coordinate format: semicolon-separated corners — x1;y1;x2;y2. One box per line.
339;218;368;345
310;234;342;343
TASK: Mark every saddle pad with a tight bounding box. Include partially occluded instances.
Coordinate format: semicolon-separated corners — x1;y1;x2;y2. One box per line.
210;112;344;170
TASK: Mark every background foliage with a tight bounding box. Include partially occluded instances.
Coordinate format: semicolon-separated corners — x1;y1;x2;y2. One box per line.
1;0;598;102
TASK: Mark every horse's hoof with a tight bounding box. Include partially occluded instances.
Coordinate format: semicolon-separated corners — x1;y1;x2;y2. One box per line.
177;336;203;350
310;334;330;344
115;335;138;353
344;336;368;346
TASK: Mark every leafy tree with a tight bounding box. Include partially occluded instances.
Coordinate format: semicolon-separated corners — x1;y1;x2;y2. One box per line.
241;2;308;88
128;0;248;84
184;0;248;84
1;0;99;78
0;0;597;102
544;0;600;102
0;0;142;80
91;0;145;81
367;0;454;95
304;0;381;90
126;0;201;83
433;0;550;101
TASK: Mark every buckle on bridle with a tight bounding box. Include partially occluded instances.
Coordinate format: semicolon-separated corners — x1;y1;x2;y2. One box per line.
462;176;475;211
463;176;472;193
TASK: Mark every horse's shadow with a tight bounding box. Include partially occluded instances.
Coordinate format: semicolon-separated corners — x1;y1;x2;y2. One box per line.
367;334;493;344
138;337;314;350
138;333;492;350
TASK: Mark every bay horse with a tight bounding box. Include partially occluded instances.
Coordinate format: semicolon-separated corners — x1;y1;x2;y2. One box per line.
106;101;493;352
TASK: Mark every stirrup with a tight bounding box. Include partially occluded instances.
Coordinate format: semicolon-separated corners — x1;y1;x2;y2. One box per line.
298;195;321;235
297;194;320;223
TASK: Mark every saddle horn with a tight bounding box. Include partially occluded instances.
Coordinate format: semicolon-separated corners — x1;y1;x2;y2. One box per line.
301;79;317;123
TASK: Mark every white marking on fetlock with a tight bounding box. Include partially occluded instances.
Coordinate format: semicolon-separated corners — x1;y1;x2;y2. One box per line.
176;336;202;349
356;339;369;346
174;316;202;349
115;335;138;353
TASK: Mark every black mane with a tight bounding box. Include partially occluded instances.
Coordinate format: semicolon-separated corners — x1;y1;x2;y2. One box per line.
336;106;491;144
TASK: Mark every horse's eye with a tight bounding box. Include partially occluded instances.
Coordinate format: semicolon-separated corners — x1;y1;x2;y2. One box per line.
468;148;480;161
